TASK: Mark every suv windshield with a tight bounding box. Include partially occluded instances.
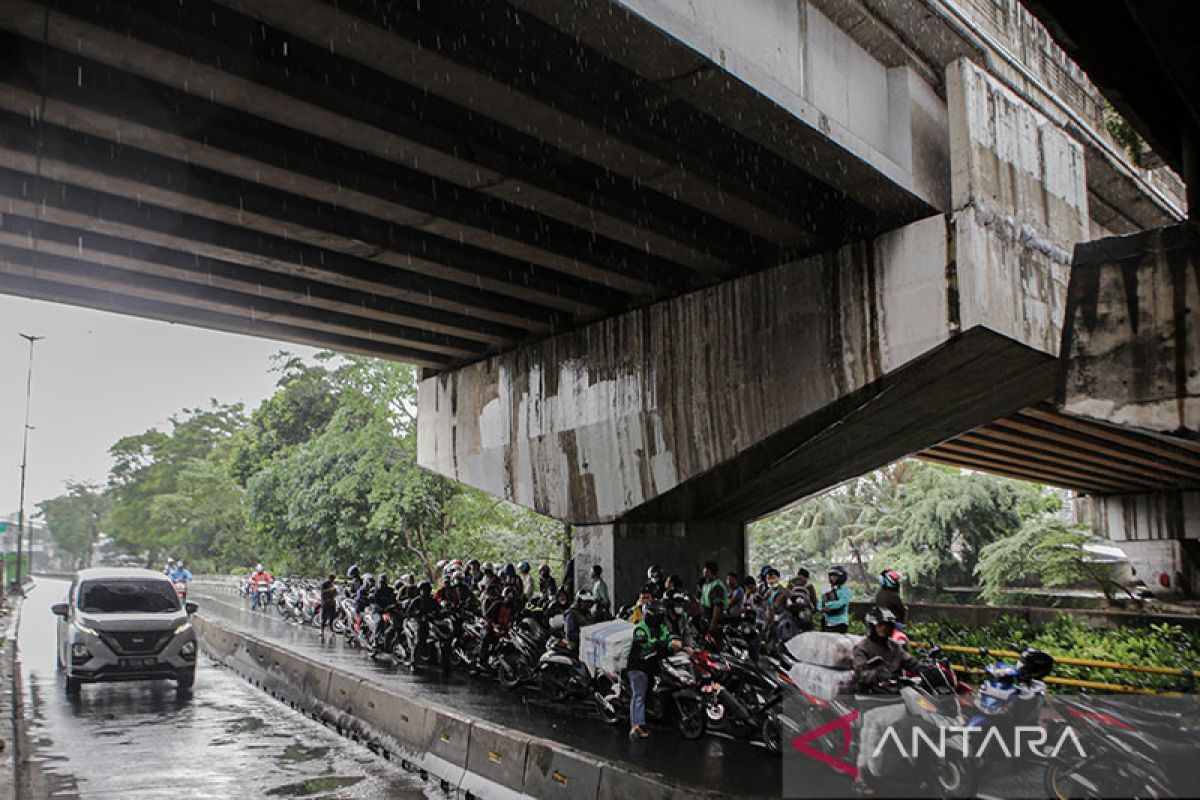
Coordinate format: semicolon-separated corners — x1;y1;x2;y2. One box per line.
78;580;181;614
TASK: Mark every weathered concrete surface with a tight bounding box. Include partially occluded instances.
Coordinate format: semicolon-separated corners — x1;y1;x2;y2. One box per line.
1080;490;1200;597
1060;223;1200;438
418;179;1079;531
948;57;1089;357
418;214;962;524
573;521;745;610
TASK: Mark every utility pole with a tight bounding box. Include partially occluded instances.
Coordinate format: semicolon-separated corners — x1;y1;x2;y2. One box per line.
15;333;44;593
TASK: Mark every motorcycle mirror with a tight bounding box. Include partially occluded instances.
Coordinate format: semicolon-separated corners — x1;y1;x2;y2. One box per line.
185;601;199;615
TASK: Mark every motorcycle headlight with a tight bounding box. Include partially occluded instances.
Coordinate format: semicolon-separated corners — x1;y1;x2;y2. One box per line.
74;619;100;637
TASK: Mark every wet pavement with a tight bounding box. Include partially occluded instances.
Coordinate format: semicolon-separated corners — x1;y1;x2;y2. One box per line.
193;585;792;798
18;578;432;799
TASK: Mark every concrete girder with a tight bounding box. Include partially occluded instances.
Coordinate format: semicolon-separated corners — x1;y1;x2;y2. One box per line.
0;213;518;347
0;112;629;317
0;0;780;272
0;170;564;336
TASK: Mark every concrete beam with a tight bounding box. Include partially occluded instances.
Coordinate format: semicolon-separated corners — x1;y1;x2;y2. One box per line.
1061;222;1200;439
418;214;1055;524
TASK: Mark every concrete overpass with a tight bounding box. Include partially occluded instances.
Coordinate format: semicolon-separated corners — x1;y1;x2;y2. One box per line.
1;0;1196;600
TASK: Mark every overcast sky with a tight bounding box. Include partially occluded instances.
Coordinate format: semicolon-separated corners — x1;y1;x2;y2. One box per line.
1;295;316;521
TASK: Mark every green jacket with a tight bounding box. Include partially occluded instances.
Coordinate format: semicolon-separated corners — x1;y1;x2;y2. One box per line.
628;620;677;672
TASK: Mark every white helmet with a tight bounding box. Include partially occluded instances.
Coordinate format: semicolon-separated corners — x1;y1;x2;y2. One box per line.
255;563;264;572
167;557;176;565
400;573;414;586
435;559;448;572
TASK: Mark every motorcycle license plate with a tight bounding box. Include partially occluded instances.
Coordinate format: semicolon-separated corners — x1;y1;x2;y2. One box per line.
119;657;158;668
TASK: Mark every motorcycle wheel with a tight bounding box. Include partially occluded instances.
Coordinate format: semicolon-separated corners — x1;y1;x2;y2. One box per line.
1044;759;1128;800
331;615;347;635
675;696;707;741
933;754;976;798
594;690;621;726
497;656;522;690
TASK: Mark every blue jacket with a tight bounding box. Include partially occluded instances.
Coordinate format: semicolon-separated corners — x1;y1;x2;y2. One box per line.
819;586;851;626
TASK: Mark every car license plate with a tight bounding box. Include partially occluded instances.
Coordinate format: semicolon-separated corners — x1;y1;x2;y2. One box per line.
119;657;158;668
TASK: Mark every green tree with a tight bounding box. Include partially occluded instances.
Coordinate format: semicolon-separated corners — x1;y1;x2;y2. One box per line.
36;481;109;568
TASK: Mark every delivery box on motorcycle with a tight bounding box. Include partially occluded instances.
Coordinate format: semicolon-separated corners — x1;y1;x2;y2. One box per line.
785;631;861;669
787;661;859;700
580;620;635;677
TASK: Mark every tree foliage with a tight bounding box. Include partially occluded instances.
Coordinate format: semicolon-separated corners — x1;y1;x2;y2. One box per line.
36;481;109;568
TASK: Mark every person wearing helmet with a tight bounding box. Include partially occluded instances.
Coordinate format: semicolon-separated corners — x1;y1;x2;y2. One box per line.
627;601;682;738
518;561;535;598
537;563;557;599
874;569;908;629
563;589;595;649
477;586;519;670
644;565;664;598
663;589;693;646
851;606;920;793
346;564;364;597
371;575;397;611
404;580;442;659
478;563;497;593
164;556;176;576
465;559;481;589
820;566;852;633
249;563;272;610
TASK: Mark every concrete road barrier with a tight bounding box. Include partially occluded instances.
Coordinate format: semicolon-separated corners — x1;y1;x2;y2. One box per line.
522;741;604;799
465;719;531;795
194;612;707;800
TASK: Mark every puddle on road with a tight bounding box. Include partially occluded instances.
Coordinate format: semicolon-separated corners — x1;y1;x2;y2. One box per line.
277;743;330;763
226;715;266;734
265;775;363;796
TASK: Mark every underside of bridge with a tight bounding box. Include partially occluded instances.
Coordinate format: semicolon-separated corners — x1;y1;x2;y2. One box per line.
3;0;1197;598
0;0;938;369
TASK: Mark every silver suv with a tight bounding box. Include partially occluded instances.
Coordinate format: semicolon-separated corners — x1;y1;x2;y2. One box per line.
52;568;199;695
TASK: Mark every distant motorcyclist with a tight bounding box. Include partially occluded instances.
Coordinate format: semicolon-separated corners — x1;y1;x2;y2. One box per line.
518;561;535;599
477;586;519;670
562;589;594;650
537;563;557;599
405;580;442;657
354;575;376;617
249;563;272;610
874;569;908;629
819;565;851;633
478;563;497;593
346;565;363;597
371;575;398;610
644;565;665;599
164;557;176;576
663;590;694;647
168;560;192;589
396;573;417;601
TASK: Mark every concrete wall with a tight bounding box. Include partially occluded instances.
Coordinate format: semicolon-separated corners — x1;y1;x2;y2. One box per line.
948;58;1089;356
418;215;958;524
1060;223;1200;436
1080;490;1200;596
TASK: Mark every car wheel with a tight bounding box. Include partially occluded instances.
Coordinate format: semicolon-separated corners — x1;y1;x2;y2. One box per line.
65;676;81;696
177;669;196;692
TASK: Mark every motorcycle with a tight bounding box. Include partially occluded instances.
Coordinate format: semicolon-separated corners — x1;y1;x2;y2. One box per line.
449;611;487;670
402;610;454;670
593;651;707;740
173;579;188;602
693;646;790;746
1046;694;1200;799
537;638;594;701
962;647;1054;786
495;614;550;689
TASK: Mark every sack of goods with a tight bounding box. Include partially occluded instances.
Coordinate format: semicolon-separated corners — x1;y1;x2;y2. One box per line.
784;631;860;670
787;661;859;700
579;620;636;677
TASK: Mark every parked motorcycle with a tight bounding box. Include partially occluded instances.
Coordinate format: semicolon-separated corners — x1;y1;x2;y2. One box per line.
495;614;550;689
537;639;594;701
402;609;454;670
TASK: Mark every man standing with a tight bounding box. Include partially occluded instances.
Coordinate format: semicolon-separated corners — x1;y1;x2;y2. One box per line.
319;573;338;637
698;561;727;640
820;565;851;633
626;601;681;739
590;565;610;617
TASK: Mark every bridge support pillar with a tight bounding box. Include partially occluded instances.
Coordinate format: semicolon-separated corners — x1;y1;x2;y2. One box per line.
571;520;745;611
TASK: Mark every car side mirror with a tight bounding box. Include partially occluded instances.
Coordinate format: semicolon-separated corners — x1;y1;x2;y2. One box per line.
51;602;69;617
185;601;199;615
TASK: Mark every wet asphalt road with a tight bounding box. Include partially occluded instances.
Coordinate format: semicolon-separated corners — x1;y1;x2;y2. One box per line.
193;585;793;798
18;578;432;799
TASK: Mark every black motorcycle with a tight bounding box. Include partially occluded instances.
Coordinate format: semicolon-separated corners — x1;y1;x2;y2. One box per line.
402;609;454;670
537;638;594;701
496;614;549;689
594;652;707;740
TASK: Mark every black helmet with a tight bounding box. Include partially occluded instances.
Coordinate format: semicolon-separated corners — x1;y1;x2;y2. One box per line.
647;564;663;581
468;559;480;570
665;590;688;615
378;574;389;587
502;563;517;578
518;561;531;574
347;565;361;579
643;601;666;628
418;581;432;594
502;586;518;602
1019;648;1055;680
863;606;896;640
828;565;848;586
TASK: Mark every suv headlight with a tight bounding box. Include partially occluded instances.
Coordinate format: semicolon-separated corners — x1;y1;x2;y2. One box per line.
72;642;93;663
74;619;100;637
173;620;193;636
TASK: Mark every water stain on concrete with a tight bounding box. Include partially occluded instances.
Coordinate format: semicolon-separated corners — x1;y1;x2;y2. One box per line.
264;775;363;796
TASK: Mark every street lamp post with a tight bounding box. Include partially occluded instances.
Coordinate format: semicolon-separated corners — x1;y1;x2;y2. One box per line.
15;333;44;592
